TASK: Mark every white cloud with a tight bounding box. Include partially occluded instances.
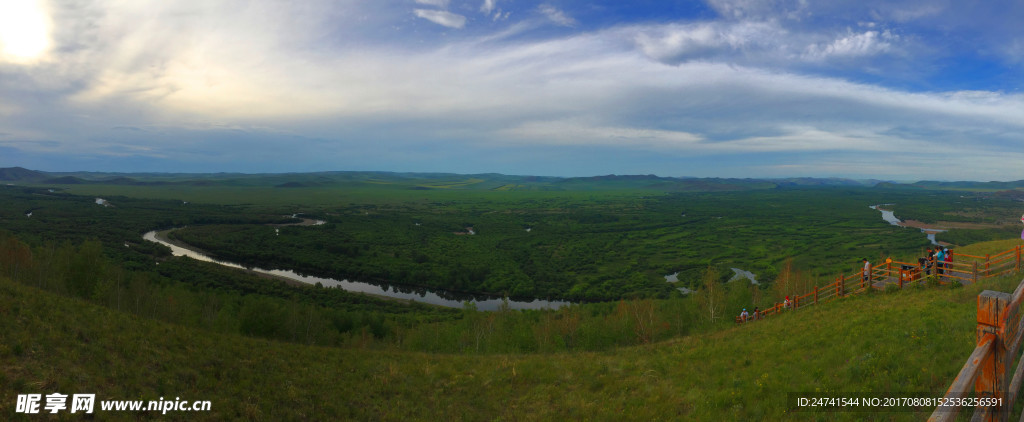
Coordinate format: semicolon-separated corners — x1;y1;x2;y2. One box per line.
883;4;945;23
481;0;497;15
414;9;467;29
704;0;809;21
631;20;904;66
538;4;575;27
632;21;783;63
4;1;1024;179
803;30;895;60
502;120;703;148
415;0;450;7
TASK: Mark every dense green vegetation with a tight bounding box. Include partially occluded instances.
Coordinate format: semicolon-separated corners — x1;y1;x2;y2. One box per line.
4;264;1024;420
3;178;1021;353
0;230;459;347
938;227;1023;246
0;185;295;271
167;188;939;301
9;171;1018;303
0;227;766;353
3;170;1024;419
883;189;1022;225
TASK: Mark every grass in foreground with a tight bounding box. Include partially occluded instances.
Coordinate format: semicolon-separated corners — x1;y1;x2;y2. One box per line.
3;270;1024;420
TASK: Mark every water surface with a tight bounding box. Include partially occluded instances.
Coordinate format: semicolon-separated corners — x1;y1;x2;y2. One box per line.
143;229;570;311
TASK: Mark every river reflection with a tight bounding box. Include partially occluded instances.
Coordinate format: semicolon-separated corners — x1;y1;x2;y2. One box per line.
869;204;944;246
143;229;570;311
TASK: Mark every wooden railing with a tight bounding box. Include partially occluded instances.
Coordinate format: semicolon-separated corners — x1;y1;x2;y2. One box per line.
928;277;1024;421
735;246;1024;324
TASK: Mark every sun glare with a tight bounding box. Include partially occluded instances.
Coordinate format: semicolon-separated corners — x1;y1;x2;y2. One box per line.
0;0;52;63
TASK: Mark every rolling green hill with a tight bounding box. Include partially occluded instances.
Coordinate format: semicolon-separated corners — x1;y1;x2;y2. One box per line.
3;264;1022;420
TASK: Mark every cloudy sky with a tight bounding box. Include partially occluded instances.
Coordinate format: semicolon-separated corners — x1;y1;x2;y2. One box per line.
1;0;1023;180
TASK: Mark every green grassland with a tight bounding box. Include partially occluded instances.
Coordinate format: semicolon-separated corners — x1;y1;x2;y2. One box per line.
23;172;778;207
3;266;1024;420
6;177;1022;303
3;171;1024;420
165;187;937;301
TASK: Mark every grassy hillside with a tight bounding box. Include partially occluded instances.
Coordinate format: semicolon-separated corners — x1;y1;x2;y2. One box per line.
3;269;1023;420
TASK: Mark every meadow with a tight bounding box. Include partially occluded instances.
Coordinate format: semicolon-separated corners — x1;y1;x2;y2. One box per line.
2;176;1022;349
3;172;1024;419
3;262;1024;420
146;187;937;301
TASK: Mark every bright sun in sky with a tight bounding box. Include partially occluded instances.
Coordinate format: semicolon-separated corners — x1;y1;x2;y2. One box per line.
0;0;51;63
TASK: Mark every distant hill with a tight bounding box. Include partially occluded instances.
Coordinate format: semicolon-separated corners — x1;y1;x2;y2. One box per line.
42;176;87;184
0;167;47;182
873;181;924;190
5;166;1024;193
101;176;145;185
912;180;1024;190
773;177;869;187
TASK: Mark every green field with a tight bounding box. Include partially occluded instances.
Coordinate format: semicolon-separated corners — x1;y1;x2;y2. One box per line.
3;171;1024;419
4;264;1024;420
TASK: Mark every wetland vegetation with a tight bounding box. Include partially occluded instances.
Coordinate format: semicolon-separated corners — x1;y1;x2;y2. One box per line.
2;168;1023;418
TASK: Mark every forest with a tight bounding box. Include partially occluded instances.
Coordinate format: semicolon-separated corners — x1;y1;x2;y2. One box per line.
167;187;942;301
1;175;1022;351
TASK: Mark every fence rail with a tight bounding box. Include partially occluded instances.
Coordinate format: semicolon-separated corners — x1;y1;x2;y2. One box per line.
929;277;1024;422
729;245;1024;419
735;246;1023;324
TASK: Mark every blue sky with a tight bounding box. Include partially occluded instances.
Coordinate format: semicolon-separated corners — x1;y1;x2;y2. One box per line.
1;0;1023;180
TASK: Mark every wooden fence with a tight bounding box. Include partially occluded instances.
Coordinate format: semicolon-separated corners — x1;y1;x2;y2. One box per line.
723;244;1024;419
735;246;1023;324
928;277;1024;421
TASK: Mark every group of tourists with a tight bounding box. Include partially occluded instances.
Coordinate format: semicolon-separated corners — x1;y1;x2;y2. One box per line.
738;306;761;323
918;246;954;278
738;296;791;323
739;248;957;322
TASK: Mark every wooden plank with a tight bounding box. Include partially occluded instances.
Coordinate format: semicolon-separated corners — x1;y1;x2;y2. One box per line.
992;248;1016;259
976;291;1011;421
930;334;996;422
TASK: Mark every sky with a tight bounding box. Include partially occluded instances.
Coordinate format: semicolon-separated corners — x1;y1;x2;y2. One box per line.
1;0;1023;181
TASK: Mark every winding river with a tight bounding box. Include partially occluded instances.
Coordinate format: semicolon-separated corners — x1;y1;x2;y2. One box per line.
143;204;916;309
870;204;944;245
142;228;571;311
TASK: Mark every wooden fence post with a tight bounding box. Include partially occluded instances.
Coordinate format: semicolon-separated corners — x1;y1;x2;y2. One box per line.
974;262;980;284
975;290;1012;421
814;286;818;305
986;254;991;277
1011;245;1019;272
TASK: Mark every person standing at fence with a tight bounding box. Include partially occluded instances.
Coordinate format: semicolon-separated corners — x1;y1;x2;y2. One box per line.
784;296;791;309
863;258;871;285
936;247;945;276
740;308;749;322
753;306;760;321
944;249;953;280
926;247;935;276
